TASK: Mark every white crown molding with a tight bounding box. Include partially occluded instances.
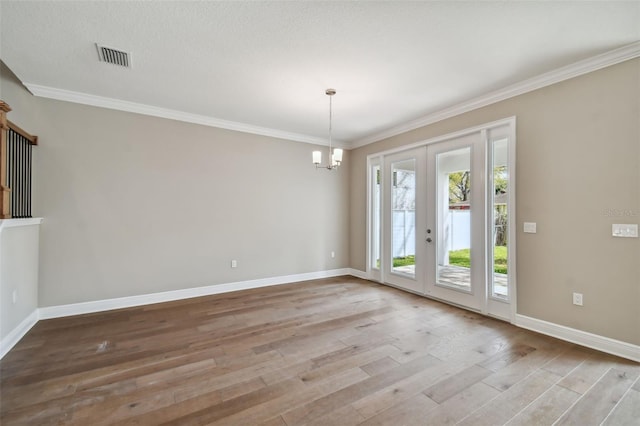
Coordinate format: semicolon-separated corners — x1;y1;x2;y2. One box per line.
515;314;640;363
0;309;38;360
350;41;640;149
23;42;639;151
23;84;346;147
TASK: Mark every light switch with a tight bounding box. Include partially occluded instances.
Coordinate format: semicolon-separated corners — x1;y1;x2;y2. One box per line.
612;224;638;238
523;222;537;233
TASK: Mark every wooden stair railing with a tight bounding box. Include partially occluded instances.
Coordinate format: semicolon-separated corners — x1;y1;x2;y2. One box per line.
0;101;38;219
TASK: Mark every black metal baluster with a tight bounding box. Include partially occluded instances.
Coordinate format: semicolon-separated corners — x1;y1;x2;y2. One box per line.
18;132;23;217
21;134;26;217
12;130;18;217
7;129;12;215
27;136;32;217
4;129;34;218
17;131;22;217
23;135;28;217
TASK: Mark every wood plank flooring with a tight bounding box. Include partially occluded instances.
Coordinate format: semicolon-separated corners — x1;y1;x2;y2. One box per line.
1;277;638;425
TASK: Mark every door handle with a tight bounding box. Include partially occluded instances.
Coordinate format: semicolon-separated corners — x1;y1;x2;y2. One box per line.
426;237;432;243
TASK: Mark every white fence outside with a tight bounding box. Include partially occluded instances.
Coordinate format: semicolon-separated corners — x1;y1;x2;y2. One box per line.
446;210;471;251
392;210;416;258
392;209;471;259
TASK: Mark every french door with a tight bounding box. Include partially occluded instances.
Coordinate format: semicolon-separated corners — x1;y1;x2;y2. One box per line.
368;119;515;321
381;147;427;294
425;132;485;311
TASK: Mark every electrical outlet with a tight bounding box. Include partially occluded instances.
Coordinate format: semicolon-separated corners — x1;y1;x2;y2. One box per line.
12;290;17;304
572;292;583;306
331;251;335;258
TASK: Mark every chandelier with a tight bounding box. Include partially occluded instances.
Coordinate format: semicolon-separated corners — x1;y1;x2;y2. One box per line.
312;89;343;170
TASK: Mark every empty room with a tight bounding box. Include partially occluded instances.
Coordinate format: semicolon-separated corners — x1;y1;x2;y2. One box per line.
0;1;639;425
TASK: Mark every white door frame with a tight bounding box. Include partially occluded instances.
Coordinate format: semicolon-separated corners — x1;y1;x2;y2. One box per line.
366;117;517;323
381;147;427;294
424;131;485;312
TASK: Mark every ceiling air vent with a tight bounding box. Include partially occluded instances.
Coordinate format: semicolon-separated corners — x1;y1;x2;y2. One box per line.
96;43;131;68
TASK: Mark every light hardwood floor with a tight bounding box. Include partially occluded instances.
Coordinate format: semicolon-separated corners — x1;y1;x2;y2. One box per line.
1;277;638;425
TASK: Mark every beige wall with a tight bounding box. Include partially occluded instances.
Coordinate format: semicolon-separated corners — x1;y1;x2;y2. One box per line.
0;64;42;344
350;59;640;345
2;58;639;347
0;224;40;342
1;63;350;307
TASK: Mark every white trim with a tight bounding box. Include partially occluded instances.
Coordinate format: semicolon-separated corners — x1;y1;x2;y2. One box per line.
3;274;638;364
366;157;383;284
0;217;43;231
351;275;639;362
365;117;516;160
348;268;368;280
364;117;517;317
22;43;640;151
38;268;351;319
23;84;346;148
0;309;38;360
2;268;357;359
351;41;640;148
515;314;640;363
0;218;43;359
507;121;517;323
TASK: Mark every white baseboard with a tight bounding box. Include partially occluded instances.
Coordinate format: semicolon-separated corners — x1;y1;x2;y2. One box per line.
515;314;640;363
38;268;352;320
2;269;353;360
348;268;368;280
5;274;638;364
346;276;640;363
0;309;39;360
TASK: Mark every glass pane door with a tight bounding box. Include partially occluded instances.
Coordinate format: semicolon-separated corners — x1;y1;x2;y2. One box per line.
391;159;416;277
369;161;382;278
426;133;484;311
368;118;515;321
486;124;514;321
491;138;509;300
435;146;472;291
382;147;426;294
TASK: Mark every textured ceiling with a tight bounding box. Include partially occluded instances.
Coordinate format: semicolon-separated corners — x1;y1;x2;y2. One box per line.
1;1;639;147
